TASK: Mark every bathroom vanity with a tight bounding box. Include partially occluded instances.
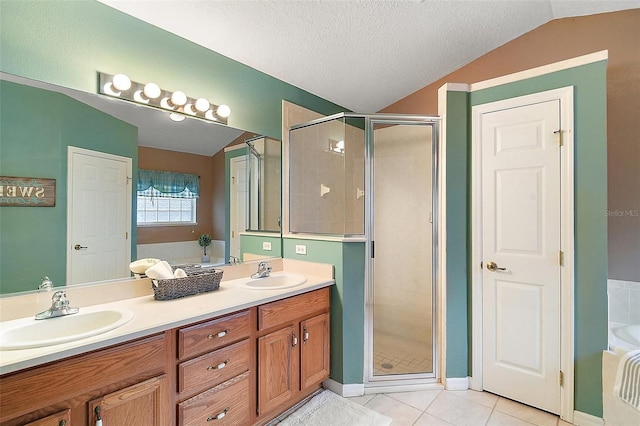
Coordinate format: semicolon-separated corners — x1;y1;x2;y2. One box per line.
0;261;333;426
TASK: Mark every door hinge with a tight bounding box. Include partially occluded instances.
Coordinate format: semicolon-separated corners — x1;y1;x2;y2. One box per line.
559;250;564;266
232;230;235;238
554;129;563;146
125;231;128;240
371;240;375;258
559;370;564;387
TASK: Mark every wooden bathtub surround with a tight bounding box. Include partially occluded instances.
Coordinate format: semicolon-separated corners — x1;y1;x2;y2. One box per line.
0;287;331;426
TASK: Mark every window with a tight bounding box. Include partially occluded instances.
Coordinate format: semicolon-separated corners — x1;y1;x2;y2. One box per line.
136;169;199;226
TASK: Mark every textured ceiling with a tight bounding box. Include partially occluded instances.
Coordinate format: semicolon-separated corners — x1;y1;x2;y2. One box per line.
98;0;639;112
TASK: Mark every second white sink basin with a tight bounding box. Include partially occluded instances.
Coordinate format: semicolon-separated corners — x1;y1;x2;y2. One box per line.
239;273;307;290
0;308;134;350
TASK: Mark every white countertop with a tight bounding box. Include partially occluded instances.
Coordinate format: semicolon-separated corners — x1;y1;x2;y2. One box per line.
0;267;334;375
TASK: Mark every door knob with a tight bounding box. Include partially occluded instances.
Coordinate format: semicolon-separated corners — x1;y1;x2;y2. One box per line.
486;261;506;272
74;244;88;250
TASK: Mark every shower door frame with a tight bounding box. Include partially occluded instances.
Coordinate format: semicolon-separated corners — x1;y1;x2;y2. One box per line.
364;115;441;388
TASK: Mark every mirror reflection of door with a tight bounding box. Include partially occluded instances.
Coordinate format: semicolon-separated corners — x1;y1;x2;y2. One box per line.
229;156;248;260
67;147;131;284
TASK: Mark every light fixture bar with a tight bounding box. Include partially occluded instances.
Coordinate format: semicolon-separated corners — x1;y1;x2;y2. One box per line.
98;72;230;124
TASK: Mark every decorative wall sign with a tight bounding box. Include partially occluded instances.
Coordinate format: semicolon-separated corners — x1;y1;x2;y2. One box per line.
0;176;56;207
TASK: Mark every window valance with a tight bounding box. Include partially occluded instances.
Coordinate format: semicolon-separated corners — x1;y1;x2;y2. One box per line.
137;169;199;198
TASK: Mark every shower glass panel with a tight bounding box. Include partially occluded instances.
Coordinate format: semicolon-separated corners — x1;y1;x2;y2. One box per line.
369;121;435;381
246;136;282;232
289;116;365;235
289;113;439;387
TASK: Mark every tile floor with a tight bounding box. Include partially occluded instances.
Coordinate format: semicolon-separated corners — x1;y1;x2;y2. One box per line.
347;389;570;426
373;330;432;375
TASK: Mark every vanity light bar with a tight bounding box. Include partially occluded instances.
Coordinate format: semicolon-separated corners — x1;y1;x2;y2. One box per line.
98;72;230;125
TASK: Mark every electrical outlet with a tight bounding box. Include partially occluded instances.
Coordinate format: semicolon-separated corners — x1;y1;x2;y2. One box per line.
262;241;272;251
295;244;307;255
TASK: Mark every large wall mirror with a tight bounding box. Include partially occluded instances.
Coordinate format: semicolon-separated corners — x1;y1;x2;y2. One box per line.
0;72;282;295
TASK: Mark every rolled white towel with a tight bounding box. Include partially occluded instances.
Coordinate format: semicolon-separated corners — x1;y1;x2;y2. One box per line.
173;268;187;278
129;258;161;274
145;260;174;280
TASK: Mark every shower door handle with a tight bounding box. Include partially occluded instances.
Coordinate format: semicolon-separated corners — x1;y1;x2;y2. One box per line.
486;261;506;272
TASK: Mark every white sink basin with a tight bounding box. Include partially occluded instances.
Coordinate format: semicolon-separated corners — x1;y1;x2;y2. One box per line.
0;308;134;350
239;273;307;290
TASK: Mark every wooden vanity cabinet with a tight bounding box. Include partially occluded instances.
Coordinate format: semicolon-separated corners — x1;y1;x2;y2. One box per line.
20;410;70;426
256;288;331;421
0;285;332;426
174;309;254;426
0;333;170;426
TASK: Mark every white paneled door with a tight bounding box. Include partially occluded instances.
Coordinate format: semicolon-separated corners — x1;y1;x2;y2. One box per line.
481;100;562;414
68;148;131;285
230;156;248;260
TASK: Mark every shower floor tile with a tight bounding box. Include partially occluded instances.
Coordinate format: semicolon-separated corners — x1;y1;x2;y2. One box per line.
373;330;433;376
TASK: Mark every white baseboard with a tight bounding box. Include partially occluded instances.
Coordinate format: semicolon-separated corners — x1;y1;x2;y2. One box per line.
445;377;470;390
573;410;603;426
322;379;364;397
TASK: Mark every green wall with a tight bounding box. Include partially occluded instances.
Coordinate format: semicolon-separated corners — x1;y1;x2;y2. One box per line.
444;60;608;416
444;91;471;378
283;238;366;384
0;80;138;294
240;234;282;260
0;0;347;140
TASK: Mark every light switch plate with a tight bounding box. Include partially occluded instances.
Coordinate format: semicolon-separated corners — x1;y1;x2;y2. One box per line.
262;242;272;251
295;244;307;255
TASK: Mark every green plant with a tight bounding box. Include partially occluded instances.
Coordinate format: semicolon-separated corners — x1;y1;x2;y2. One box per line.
198;234;212;255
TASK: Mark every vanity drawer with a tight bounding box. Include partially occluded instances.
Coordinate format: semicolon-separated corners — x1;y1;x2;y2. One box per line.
178;339;250;395
178;371;250;426
258;287;330;331
178;309;250;360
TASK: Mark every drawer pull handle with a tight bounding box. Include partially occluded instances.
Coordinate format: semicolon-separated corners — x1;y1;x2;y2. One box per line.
207;408;229;421
292;332;298;348
208;329;228;339
207;360;229;371
303;326;309;343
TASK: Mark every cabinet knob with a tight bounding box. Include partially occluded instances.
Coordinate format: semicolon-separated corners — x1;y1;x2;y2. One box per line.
207;360;228;371
207;407;229;421
207;329;228;339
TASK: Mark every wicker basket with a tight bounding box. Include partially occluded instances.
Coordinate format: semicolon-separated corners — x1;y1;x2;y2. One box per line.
152;268;223;301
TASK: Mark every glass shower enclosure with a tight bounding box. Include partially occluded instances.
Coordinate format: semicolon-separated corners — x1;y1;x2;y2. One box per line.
289;113;439;387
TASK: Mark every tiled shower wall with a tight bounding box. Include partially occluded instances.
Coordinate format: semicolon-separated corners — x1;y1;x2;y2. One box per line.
608;279;640;325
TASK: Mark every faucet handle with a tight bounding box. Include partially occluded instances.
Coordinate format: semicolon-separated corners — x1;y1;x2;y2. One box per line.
51;290;70;308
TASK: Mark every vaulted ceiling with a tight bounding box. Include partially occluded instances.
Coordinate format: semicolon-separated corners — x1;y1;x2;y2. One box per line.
99;1;639;112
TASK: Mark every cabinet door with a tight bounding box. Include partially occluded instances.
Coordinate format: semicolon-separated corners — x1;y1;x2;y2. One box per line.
300;313;330;391
23;410;71;426
258;325;297;415
88;376;168;426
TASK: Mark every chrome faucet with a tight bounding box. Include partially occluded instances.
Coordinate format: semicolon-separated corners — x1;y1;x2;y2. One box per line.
251;261;272;279
38;276;53;292
35;290;79;320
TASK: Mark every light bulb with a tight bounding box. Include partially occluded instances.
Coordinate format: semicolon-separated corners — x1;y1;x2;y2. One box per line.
143;83;161;99
184;104;198;116
112;74;131;92
216;104;231;118
195;98;210;112
170;91;187;107
205;110;218;121
169;113;185;122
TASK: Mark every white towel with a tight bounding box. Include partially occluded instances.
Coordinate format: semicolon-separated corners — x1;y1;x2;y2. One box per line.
173;268;187;278
145;260;174;280
614;349;640;410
